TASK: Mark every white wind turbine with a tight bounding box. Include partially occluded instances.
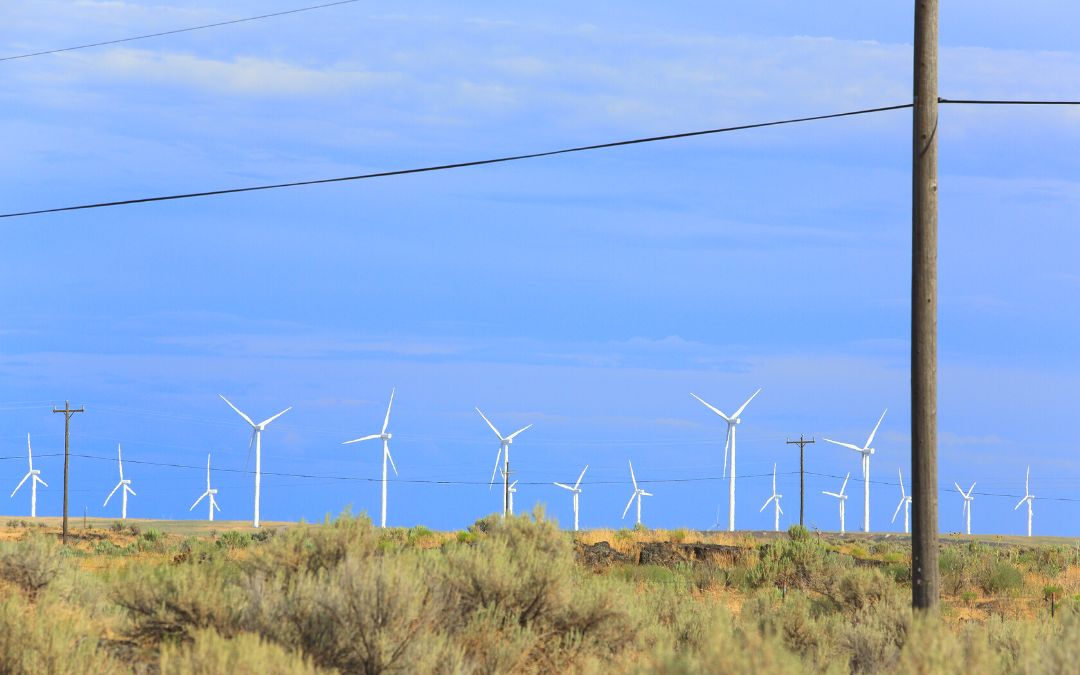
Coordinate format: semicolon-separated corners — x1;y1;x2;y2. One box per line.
343;389;398;528
11;434;47;518
189;454;221;522
690;388;762;532
553;465;588;531
621;461;653;526
1014;467;1034;537
103;443;136;519
822;472;850;534
954;481;975;535
508;480;519;515
759;463;783;531
824;409;886;533
476;408;532;517
220;395;291;528
893;468;912;533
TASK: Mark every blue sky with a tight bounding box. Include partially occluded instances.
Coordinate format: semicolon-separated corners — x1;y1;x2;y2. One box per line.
2;1;1080;535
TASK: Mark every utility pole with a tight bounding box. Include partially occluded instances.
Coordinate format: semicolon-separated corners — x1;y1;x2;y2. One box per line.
912;0;940;610
786;435;815;526
53;401;85;546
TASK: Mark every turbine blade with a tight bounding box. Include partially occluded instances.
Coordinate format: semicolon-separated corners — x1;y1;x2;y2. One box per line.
823;438;864;453
26;434;32;470
722;425;732;479
382;388;395;434
864;409;888;449
104;482;121;506
622;492;636;519
574;464;589;490
553;482;574;491
206;453;212;488
1014;496;1026;510
190;491;208;511
840;473;850;495
219;395;256;427
690;393;731;421
760;496;773;512
629;461;637;490
126;486;137;496
507;424;532;440
823;491;841;498
968;482;976;496
475;408;502;440
1026;466;1030;494
385;444;398;476
259;406;292;427
342;434;381;445
489;446;502;489
731;388;762;419
892;498;904;523
117;443;124;480
10;473;30;498
212;496;221;512
34;477;47;488
954;482;963;494
641;491;654;497
897;467;905;494
243;429;256;473
776;503;783;515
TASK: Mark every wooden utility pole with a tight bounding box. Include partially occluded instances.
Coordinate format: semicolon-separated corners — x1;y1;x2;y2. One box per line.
786;435;815;526
53;400;85;545
911;0;940;610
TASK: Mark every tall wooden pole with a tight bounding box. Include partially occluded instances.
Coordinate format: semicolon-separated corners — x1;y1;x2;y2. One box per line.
787;435;815;527
911;0;940;610
53;400;85;546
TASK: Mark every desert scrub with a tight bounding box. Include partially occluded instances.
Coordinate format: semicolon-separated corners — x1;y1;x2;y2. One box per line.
160;628;330;674
114;558;247;644
0;593;117;673
246;510;376;580
0;532;63;599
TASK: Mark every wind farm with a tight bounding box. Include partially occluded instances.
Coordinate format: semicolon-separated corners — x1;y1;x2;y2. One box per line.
4;0;1080;671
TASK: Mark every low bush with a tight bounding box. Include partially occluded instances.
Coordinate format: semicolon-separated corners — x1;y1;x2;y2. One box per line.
980;561;1024;595
159;628;329;674
0;532;63;599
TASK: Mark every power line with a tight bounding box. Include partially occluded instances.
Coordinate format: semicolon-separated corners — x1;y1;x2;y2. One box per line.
939;98;1080;105
0;0;363;63
0;103;913;220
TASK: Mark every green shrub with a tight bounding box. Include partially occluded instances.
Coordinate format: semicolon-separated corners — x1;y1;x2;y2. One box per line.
0;594;116;673
0;532;63;599
787;524;810;541
160;628;329;674
980;561;1024;595
246;510;376;580
217;530;255;549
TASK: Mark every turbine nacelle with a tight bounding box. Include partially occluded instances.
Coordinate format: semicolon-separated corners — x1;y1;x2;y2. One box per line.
382;432;392;441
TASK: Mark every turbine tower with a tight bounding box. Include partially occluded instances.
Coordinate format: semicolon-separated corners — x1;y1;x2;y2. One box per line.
553;465;588;531
343;389;399;528
11;434;47;518
476;408;531;517
190;454;221;521
824;409;886;533
508;480;518;515
822;472;850;534
621;461;653;526
892;468;912;533
220;395;291;528
955;481;975;535
690;388;762;531
1014;467;1034;537
759;463;783;532
103;443;136;519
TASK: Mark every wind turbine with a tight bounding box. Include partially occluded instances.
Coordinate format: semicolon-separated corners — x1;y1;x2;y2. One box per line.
553;464;588;531
822;472;850;534
1014;467;1034;537
954;481;975;535
690;388;762;531
824;409;886;533
11;434;47;518
893;468;912;533
220;395;291;528
508;480;518;515
343;389;398;528
759;463;783;531
103;443;136;519
190;454;221;522
476;408;532;517
621;461;653;526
